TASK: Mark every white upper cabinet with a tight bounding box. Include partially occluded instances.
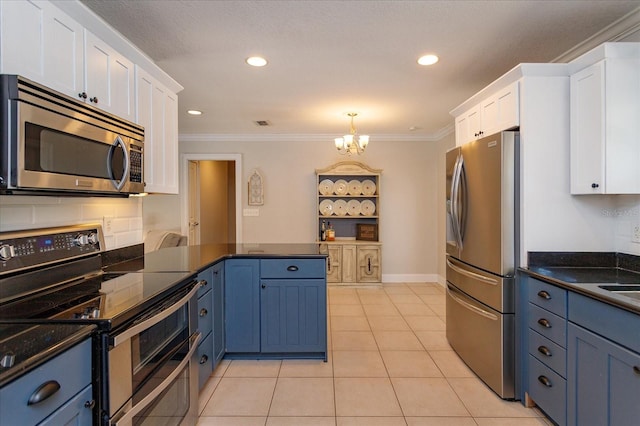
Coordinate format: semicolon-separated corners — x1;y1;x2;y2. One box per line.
1;1;134;121
569;43;640;194
136;67;179;194
454;82;519;146
0;0;83;96
84;31;135;121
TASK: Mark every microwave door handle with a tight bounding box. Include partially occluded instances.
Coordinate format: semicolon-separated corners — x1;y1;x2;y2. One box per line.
107;136;130;191
113;331;202;426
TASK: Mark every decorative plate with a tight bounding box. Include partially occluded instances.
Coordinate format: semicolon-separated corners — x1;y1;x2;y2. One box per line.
319;199;334;216
318;179;334;195
362;179;376;196
334;179;348;195
347;199;361;216
360;199;376;216
347;180;362;195
334;199;348;216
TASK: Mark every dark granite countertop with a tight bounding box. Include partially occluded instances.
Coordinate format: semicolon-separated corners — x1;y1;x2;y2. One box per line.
0;323;95;387
104;243;327;273
520;252;640;314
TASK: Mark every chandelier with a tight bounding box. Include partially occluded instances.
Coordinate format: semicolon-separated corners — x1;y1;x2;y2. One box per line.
335;112;369;155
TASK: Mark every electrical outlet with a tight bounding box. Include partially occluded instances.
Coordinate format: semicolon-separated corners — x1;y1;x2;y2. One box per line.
103;216;114;237
632;224;640;244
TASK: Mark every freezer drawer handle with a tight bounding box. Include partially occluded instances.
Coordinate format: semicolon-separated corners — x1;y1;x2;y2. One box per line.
538;346;552;357
537;318;552;328
446;286;498;321
446;259;497;285
538;375;553;388
537;290;551;300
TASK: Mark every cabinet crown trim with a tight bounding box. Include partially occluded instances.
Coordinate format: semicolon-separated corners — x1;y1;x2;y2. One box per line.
315;161;382;175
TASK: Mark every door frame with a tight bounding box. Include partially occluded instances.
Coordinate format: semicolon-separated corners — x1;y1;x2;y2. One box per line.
180;153;243;244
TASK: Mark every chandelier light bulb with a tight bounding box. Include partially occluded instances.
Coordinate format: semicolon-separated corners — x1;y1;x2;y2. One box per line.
334;112;369;155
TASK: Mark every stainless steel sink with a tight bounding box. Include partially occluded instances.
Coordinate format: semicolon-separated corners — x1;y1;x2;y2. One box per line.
598;285;640;301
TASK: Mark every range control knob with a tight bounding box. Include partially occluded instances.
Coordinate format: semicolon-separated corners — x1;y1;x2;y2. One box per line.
87;233;99;245
0;244;15;261
74;234;89;247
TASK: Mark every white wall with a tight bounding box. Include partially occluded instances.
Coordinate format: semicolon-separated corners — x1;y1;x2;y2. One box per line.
175;136;444;282
0;195;143;249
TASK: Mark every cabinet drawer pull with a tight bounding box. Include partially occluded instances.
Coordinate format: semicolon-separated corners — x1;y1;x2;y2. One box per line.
200;354;209;364
28;380;61;405
538;375;552;388
538;346;552;357
537;318;552;328
287;265;299;272
537;290;551;300
634;366;640;375
199;308;208;317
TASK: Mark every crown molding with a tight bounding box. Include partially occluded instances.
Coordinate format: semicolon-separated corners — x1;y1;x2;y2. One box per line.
552;6;640;63
179;123;454;143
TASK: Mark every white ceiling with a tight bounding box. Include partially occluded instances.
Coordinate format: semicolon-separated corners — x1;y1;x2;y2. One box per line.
80;0;640;140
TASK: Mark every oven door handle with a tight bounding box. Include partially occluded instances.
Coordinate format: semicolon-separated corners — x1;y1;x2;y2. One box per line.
112;281;199;347
113;331;202;426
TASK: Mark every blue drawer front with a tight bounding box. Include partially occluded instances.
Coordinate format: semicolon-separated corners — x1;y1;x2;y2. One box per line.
0;339;91;425
197;332;214;390
528;303;566;347
528;278;567;317
568;292;640;354
528;329;567;378
198;289;213;338
528;355;566;425
260;259;325;279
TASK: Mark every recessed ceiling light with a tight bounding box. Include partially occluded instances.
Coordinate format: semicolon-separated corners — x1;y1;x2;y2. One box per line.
187;110;202;116
246;56;268;67
417;54;439;66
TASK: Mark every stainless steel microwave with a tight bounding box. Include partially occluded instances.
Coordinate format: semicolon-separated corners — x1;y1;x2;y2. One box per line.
0;75;144;196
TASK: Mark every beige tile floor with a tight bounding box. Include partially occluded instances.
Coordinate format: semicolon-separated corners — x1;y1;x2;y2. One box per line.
198;282;552;426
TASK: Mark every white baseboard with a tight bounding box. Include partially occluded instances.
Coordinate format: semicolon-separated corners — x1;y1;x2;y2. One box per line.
382;274;440;283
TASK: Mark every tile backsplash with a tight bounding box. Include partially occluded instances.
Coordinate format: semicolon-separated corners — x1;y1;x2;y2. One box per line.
0;195;143;250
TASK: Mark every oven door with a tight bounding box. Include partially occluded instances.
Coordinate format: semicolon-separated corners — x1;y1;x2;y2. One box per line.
109;282;200;426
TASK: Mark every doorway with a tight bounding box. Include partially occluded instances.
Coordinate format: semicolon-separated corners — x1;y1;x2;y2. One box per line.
181;154;243;245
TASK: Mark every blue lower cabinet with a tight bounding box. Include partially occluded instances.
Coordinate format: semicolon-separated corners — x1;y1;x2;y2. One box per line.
567;323;640;426
39;385;93;426
260;279;326;354
224;259;261;353
212;262;225;366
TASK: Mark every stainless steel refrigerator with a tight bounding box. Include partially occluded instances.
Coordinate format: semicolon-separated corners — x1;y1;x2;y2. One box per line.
445;131;519;399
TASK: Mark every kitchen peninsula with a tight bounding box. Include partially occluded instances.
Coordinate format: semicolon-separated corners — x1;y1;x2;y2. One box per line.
105;243;329;387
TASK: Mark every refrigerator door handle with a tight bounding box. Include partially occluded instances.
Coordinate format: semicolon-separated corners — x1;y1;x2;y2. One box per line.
446;258;498;286
451;154;464;250
447;285;498;321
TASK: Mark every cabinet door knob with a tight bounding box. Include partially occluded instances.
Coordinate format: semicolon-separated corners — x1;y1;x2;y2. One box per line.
538;346;552;357
78;92;87;99
537;318;552;328
591;183;599;188
199;280;208;288
200;354;209;364
89;96;99;104
84;399;96;409
261;283;266;289
538;375;552;388
537;290;551;300
199;308;208;317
